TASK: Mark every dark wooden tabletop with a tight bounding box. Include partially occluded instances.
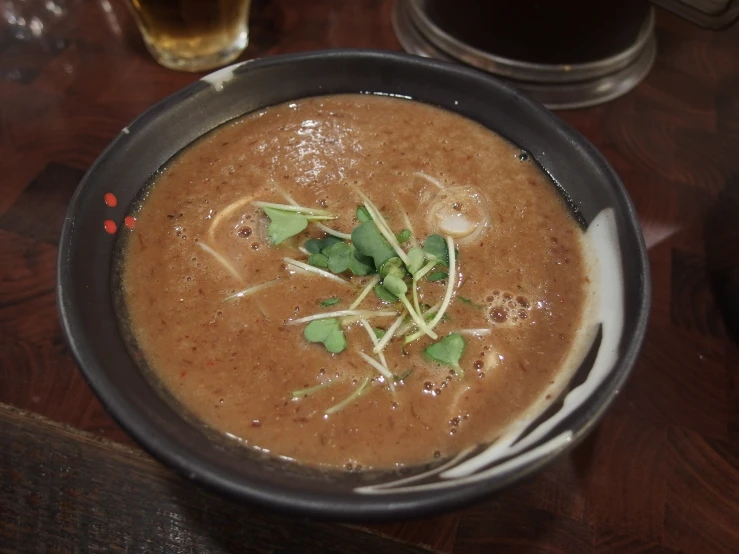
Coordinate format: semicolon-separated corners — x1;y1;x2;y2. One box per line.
1;1;738;552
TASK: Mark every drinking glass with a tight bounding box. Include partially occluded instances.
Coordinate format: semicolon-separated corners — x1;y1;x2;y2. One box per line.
128;0;251;72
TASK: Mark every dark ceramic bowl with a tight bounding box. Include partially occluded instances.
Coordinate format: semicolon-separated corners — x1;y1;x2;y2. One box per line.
57;50;650;520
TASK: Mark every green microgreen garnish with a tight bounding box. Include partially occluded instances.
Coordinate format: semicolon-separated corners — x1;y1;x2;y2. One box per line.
352;221;396;270
380;267;436;339
382;274;407;297
324;242;374;276
305;235;343;254
253;201;334;217
313;223;352;240
394;368;413;381
325;377;370;415
348;276;380;309
358;351;396;384
283;258;352;287
250;192;466;415
411;259;438;316
373;313;406;354
352;189;412;266
356;205;371;223
406;247;425;275
414;259;439;281
405;236;457;344
261;204;338;245
423;234;449;266
424;333;466;377
358;320;395;391
289;309;398;325
264;207;309;245
457;296;483;309
292;381;336;398
396;229;412;243
427;271;448;282
320;297;341;307
304;318;347;353
308;253;329;268
374;284;397;303
379;257;406;280
396;302;439;335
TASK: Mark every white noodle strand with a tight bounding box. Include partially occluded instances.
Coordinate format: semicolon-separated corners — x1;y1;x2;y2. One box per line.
314;222;352;240
359;320;395;392
198;242;244;283
283;257;352;286
252;201;334;217
373;313;406;354
348;276;381;310
223;279;280;302
413;171;445;189
358;351;395;383
287;309;398;325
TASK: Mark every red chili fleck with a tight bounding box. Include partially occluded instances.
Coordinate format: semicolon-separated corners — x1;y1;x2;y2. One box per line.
104;220;117;234
104;193;117;208
180;371;187;377
124;215;136;229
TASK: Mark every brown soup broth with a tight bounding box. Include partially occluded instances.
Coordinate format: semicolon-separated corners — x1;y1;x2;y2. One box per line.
116;94;590;470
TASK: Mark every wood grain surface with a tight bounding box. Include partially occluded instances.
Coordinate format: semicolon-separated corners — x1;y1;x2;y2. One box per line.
0;402;437;554
1;0;738;552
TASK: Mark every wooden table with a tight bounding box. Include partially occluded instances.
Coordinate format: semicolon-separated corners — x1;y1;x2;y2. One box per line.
1;1;738;552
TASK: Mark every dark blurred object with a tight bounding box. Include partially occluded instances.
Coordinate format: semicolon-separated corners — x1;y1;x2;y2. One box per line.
706;179;739;342
392;0;656;109
653;0;739;29
425;0;650;65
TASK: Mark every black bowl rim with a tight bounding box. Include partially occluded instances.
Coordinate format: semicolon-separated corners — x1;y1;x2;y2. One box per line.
57;48;651;520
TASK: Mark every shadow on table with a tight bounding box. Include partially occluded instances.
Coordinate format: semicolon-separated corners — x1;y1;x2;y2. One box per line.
705;173;739;342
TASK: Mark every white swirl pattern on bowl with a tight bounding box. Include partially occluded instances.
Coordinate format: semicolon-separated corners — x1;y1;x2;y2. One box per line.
356;207;624;493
